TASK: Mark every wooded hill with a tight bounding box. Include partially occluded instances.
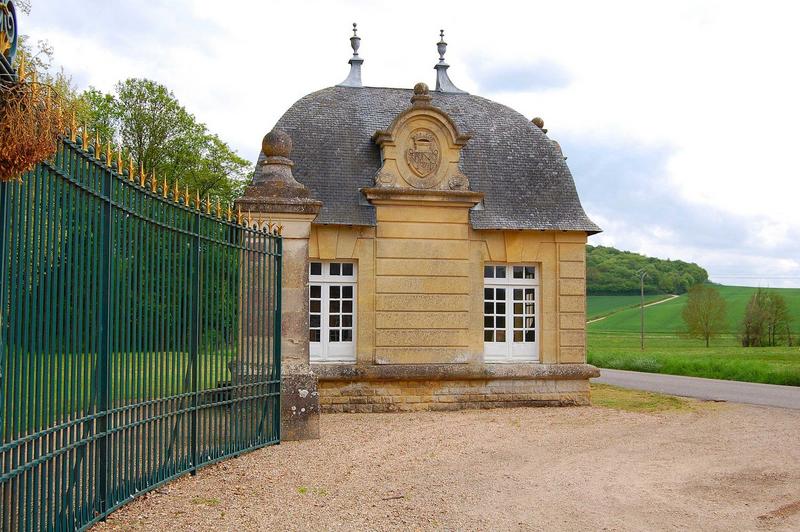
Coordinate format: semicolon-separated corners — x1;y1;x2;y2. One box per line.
587;245;708;295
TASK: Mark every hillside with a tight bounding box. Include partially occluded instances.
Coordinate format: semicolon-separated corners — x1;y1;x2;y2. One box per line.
587;245;708;295
588;285;800;336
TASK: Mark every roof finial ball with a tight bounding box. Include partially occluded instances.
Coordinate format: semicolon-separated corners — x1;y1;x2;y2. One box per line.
411;81;432;107
262;128;293;159
532;117;548;134
414;82;429;95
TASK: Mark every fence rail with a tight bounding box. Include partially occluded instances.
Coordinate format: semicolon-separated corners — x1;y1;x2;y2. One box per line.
0;135;282;530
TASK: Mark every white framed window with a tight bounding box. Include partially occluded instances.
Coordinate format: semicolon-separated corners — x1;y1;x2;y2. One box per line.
483;264;538;362
309;261;357;363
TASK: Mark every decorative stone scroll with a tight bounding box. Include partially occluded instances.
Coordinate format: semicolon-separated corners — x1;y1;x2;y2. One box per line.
372;82;471;191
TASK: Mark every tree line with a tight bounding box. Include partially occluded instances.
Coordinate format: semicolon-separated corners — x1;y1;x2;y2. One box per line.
587;245;708;295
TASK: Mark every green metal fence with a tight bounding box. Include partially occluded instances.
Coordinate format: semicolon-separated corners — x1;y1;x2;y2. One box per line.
0;134;282;530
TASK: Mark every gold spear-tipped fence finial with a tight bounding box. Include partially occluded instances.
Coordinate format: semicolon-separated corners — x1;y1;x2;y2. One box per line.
17;52;27;81
277;224;284;236
70;113;77;142
117;147;124;175
195;190;201;210
106;140;113;166
236;206;243;225
173;180;180;202
94;132;102;159
81;124;89;151
226;205;233;222
150;171;158;192
184;185;190;205
162;176;169;198
215;199;222;218
246;209;252;227
128;154;135;181
139;162;146;187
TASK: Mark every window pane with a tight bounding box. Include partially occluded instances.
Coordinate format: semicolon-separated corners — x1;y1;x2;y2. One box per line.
310;285;321;298
342;263;353;276
330;263;341;275
525;303;534;315
524;267;535;279
329;330;340;342
330;315;340;327
484;288;493;300
514;289;522;301
484;329;494;342
484;316;493;328
310;262;322;276
342;315;352;327
514;317;523;328
484;302;493;314
525;330;535;342
514;302;523;314
310;329;320;342
342;300;353;313
330;300;340;313
310;315;320;327
496;288;505;300
496;266;506;278
342;329;352;342
496;302;505;314
496;330;506;342
484;266;494;278
343;286;353;299
525;289;535;301
514;330;523;342
496;316;505;328
330;286;340;298
513;266;524;279
526;317;535;328
310;300;320;313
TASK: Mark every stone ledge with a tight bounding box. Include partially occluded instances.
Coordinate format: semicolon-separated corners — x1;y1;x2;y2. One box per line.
312;362;599;382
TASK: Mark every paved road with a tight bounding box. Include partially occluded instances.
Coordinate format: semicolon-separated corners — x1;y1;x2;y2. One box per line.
593;369;800;410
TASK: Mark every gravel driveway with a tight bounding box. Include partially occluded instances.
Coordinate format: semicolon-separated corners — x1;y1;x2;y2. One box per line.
94;401;800;531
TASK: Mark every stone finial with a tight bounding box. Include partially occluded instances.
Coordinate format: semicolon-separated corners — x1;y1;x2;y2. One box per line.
337;22;364;88
532;117;548;134
249;128;309;197
410;82;432;107
434;29;466;94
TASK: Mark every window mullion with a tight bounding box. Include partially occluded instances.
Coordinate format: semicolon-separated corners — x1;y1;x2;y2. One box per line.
321;281;329;360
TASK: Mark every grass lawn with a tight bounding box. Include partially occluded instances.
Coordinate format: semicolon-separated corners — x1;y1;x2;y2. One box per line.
590;383;695;413
587;294;671;320
587;286;800;386
588;333;800;386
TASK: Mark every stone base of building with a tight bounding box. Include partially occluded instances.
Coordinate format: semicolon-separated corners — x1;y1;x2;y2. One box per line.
312;363;598;413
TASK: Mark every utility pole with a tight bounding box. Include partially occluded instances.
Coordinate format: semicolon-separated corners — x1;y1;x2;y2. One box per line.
637;269;649;351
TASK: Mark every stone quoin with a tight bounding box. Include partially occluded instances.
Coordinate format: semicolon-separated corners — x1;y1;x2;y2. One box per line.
237;26;601;439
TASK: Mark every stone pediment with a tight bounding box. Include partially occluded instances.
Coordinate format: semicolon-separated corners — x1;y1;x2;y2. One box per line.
372;83;471;191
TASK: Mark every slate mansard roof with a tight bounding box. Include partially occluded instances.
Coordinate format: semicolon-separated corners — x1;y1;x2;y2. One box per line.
270;85;601;233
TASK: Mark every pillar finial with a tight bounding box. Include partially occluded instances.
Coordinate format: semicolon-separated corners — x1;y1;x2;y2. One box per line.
434;28;466;94
337;22;364;88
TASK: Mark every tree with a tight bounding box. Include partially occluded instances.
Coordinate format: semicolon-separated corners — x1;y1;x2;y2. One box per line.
741;289;792;347
682;284;727;347
76;78;251;205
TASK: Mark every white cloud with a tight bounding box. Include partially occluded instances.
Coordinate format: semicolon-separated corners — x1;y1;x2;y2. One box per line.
22;0;800;286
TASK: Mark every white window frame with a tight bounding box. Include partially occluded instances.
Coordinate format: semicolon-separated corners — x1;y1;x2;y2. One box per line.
309;261;357;363
483;264;539;363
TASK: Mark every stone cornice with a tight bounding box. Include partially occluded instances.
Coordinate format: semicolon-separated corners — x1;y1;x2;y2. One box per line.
312;363;600;382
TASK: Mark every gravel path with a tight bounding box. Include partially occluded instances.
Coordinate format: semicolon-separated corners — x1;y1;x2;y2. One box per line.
94;402;800;531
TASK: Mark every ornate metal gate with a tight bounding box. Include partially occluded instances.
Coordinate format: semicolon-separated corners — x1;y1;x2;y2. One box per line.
0;132;281;530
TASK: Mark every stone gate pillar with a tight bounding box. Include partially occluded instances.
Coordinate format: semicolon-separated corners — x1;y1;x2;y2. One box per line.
235;129;322;440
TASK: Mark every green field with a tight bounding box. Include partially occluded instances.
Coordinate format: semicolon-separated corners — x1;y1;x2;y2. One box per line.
587;294;672;320
587;286;800;386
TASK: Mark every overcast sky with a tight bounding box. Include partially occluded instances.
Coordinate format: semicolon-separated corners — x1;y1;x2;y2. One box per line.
21;0;800;287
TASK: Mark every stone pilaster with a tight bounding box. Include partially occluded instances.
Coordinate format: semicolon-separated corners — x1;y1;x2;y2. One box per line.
235;129;322;440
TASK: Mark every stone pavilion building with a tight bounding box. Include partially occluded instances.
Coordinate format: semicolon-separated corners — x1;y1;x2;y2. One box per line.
237;26;601;439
